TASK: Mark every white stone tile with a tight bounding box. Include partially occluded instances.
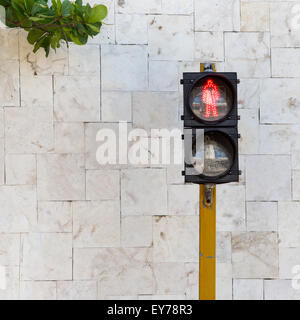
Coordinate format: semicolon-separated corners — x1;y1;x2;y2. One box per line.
36;201;72;233
185;263;198;300
278;202;300;247
20;76;52;107
54;122;85;153
233;279;263;300
264;280;300;300
86;170;120;201
238;79;260;109
0;109;4;138
195;32;224;61
74;248;153;296
148;15;194;60
5;107;54;153
101;45;148;90
149;61;178;92
0;185;37;232
106;295;138;300
138;294;185;300
225;32;270;78
153;216;198;263
37;154;85;201
195;0;240;31
121;169;167;215
116;0;162;14
246;155;291;201
54;76;100;122
73;200;120;247
259;125;292;154
121;216;152;247
19;30;68;76
5;154;36;185
279;248;300;279
247;202;277;232
216;184;246;232
272;48;300;77
216;263;232;300
101;91;132;122
69;44;100;75
0;234;20;266
216;232;231;264
232;232;279;278
21;233;72;280
132;92;179;132
260;79;300;124
166;165;184;184
241;2;269;32
0;138;4;185
238;109;259;155
161;0;193;14
167;184;199;215
0;60;19;107
57;281;97;300
270;2;300;47
293;170;300;200
153;263;187;294
20;281;56;300
0;266;19;300
116;14;148;44
0;29;19;60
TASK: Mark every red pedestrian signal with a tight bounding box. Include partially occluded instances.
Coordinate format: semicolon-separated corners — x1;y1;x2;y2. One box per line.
202;79;220;118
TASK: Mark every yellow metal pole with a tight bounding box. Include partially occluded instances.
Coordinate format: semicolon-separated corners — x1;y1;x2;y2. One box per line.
199;185;216;300
199;63;216;300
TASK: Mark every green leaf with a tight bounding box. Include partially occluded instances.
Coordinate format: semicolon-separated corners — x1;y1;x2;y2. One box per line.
87;4;107;23
61;0;73;17
27;28;45;44
0;0;10;7
86;23;100;34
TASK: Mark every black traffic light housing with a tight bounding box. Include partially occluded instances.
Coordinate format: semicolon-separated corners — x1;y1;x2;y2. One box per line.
181;71;240;185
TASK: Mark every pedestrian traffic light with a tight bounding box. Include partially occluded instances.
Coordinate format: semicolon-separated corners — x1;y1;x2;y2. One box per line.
181;69;240;184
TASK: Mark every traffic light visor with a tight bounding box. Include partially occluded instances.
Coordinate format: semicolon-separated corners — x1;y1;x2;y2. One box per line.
189;76;234;122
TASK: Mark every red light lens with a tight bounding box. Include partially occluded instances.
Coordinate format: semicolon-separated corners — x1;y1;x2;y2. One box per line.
189;76;233;122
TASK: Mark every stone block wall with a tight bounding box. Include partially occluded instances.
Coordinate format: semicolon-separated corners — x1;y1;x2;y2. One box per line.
0;0;299;300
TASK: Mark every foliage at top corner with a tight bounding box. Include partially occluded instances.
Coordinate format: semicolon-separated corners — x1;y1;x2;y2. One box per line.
0;0;107;56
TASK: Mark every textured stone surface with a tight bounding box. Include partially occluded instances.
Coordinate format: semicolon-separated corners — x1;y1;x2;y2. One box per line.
233;279;263;300
73;201;120;247
5;154;36;185
246;156;291;201
0;61;20;107
37;154;85;201
101;45;148;90
121;169;167;215
74;248;153;296
21;233;72;280
148;15;194;61
54;76;100;122
232;232;279;279
121;216;152;247
247;202;278;232
5;107;54;154
153;216;199;263
225;32;270;77
195;0;240;32
195;32;224;61
241;2;269;32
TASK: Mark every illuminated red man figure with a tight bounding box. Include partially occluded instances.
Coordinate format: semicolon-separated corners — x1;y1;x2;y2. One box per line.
202;79;220;118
